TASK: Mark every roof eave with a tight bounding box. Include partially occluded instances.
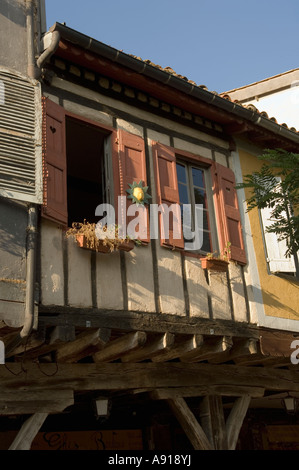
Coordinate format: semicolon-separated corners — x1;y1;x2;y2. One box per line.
43;22;299;150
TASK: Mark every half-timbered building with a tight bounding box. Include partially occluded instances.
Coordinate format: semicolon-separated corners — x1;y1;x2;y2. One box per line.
1;0;299;450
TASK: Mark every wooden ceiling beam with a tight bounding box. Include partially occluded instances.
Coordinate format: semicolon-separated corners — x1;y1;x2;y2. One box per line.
209;338;258;364
93;331;147;363
0;390;74;416
120;332;175;363
179;336;233;363
0;362;298;392
56;328;111;363
151;334;204;363
150;385;264;400
14;325;76;361
38;308;260;339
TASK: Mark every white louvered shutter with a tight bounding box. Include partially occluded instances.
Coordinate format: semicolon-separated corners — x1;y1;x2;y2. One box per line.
0;68;42;203
260;205;296;273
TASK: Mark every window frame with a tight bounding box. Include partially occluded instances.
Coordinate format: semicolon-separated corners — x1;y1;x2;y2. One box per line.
176;157;218;255
153;141;247;265
42;98;150;243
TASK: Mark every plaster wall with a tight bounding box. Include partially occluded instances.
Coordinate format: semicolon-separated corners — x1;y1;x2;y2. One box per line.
237;146;299;327
40;80;249;324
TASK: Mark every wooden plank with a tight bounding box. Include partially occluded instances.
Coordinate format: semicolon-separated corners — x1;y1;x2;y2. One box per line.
150;385;265;400
180;336;233;363
39;308;260;339
9;413;48;450
151;334;203;362
226;395;251;450
166;396;213;450
56;328;111;363
0;363;299;392
0;390;74;415
93;331;147;362
121;333;174;362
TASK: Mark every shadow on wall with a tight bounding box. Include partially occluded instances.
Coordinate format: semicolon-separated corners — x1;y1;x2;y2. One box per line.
0;198;27;260
124;248;232;319
248;279;299;320
262;287;299;319
0;0;26;27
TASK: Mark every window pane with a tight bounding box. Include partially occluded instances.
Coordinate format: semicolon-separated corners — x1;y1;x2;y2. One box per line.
201;231;212;253
195;206;210;231
194;187;207;208
178;182;189;205
176;163;187;183
202;210;210;231
192;167;205;188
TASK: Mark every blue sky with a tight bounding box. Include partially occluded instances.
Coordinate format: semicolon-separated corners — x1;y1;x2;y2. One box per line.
45;0;299;93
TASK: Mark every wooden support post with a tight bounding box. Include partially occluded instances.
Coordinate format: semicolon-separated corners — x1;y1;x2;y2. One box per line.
199;396;228;450
9;413;48;450
226;395;251;450
199;397;214;447
209;396;228;450
167;396;213;450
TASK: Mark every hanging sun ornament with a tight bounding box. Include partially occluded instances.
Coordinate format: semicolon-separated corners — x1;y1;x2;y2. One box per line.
126;180;151;207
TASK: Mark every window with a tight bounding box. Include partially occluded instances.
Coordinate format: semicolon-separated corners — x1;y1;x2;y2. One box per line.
260;205;297;274
0;68;42;203
42;98;150;242
66;117;110;226
253;173;297;274
176;161;217;254
153;142;247;264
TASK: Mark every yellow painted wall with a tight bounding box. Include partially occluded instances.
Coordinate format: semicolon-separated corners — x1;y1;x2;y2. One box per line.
239;148;299;321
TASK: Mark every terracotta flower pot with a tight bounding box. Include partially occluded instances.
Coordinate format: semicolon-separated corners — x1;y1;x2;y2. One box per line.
201;257;229;272
117;239;136;252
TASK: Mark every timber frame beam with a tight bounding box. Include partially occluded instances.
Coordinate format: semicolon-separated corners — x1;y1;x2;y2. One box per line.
1;362;299;392
152;392;251;450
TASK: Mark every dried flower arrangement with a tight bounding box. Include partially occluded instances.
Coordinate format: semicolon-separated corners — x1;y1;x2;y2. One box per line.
66;221;136;253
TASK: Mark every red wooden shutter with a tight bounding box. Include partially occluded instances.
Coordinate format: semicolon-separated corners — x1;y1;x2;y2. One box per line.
215;163;247;264
42;98;68;225
117;130;149;242
153;143;184;250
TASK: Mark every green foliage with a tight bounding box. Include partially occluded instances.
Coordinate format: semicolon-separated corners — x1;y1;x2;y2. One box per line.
236;149;299;258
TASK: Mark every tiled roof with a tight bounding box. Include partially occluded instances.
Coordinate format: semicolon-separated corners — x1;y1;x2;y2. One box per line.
130;54;299;135
49;23;299;142
220;93;299;133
